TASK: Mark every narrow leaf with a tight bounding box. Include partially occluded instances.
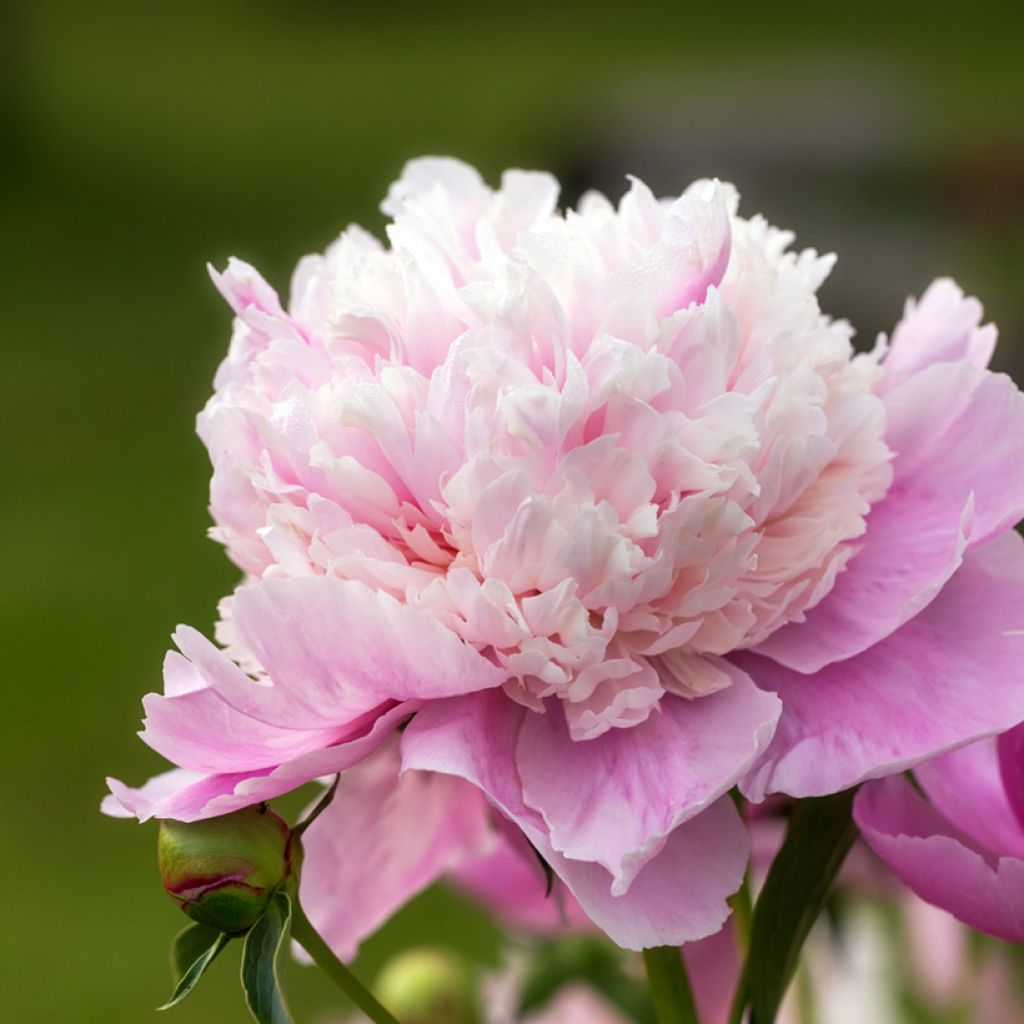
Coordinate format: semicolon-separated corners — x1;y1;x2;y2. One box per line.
169;922;223;983
159;928;229;1010
741;789;858;1024
241;891;294;1024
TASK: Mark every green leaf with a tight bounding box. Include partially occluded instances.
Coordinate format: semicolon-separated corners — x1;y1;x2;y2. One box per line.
241;890;294;1024
169;922;223;983
159;926;229;1010
738;789;858;1024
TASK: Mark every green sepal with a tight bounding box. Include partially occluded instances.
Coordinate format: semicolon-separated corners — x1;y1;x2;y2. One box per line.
159;925;230;1010
241;890;294;1024
737;789;858;1024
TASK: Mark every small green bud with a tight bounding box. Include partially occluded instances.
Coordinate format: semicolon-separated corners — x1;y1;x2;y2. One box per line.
375;948;478;1024
157;805;293;934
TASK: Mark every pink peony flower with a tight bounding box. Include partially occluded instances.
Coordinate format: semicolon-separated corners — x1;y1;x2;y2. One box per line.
855;724;1024;942
107;159;1024;951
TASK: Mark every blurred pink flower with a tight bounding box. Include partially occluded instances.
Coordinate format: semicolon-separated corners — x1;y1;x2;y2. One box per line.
856;724;1024;942
520;986;632;1024
107;159;1024;950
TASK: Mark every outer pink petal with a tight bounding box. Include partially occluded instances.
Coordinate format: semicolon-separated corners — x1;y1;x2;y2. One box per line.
751;492;971;674
855;776;1024;941
299;742;495;961
757;360;1024;673
202;576;507;730
916;738;1024;860
139;653;352;773
881;278;996;392
739;530;1024;801
401;692;747;950
997;723;1024;833
550;798;748;951
104;702;412;821
516;663;779;893
451;832;593;933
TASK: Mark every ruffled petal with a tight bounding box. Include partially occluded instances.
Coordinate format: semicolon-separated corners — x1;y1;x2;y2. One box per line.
104;702;411;821
139;652;350;773
740;530;1024;800
209;576;507;729
401;691;747;949
515;663;778;892
757;360;1024;673
881;278;996;391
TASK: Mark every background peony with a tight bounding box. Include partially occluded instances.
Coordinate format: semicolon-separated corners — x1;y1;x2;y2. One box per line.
107;158;1024;952
856;722;1024;942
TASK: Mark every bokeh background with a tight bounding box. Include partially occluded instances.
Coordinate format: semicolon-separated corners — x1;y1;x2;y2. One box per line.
4;1;1023;1020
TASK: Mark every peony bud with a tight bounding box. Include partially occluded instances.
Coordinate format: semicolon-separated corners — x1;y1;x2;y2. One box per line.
375;948;478;1024
157;805;293;933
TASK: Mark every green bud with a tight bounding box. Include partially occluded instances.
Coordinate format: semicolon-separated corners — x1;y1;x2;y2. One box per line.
375;948;478;1024
157;805;293;934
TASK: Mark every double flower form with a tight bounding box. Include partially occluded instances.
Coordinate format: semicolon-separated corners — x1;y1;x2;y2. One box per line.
106;159;1024;956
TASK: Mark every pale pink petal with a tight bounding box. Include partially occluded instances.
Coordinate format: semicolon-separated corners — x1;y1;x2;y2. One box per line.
757;360;1024;673
105;702;411;821
881;362;1024;546
550;798;748;951
516;664;778;892
855;775;1024;941
299;742;495;960
881;278;996;391
740;530;1024;800
139;654;351;774
208;576;507;729
523;986;631;1024
684;925;741;1024
451;832;592;933
750;491;971;674
402;691;747;949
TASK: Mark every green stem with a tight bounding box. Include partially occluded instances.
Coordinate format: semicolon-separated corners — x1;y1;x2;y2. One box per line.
642;946;700;1024
291;903;401;1024
727;978;747;1024
729;871;753;954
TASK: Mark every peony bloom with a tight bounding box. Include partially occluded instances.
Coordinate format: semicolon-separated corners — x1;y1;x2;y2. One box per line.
107;158;1024;951
855;724;1024;942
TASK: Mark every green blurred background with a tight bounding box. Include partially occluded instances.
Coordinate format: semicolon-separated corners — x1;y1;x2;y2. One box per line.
3;1;1023;1020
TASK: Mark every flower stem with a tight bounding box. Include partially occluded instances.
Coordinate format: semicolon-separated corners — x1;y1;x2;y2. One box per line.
290;903;401;1024
642;946;700;1024
728;871;753;954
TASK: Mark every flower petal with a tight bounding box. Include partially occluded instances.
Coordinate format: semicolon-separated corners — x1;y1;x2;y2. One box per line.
203;576;507;729
299;741;495;960
740;530;1024;800
550;798;748;951
916;738;1024;860
757;360;1024;673
104;702;412;821
139;653;351;773
401;691;747;949
855;775;1024;941
997;723;1024;834
881;278;996;391
515;662;778;893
